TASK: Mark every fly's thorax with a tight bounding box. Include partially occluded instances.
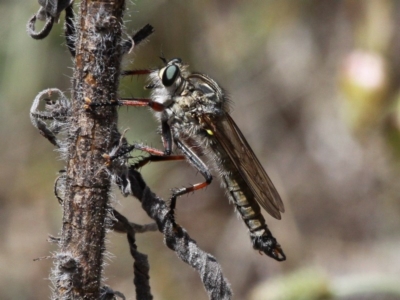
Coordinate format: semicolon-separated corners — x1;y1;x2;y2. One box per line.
168;105;206;140
162;93;196;122
188;73;230;113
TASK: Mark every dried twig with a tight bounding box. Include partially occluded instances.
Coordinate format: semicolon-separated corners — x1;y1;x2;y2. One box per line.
117;167;233;300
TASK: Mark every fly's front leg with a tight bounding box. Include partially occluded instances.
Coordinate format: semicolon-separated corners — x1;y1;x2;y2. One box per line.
170;139;213;211
84;97;165;113
83;69;156;110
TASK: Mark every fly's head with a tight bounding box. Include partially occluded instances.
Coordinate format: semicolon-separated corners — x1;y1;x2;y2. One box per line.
147;58;228;125
148;58;188;107
159;58;184;92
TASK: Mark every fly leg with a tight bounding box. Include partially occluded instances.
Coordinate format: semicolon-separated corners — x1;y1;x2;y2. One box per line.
132;153;186;169
84;68;158;110
105;141;184;167
104;139;186;204
170;139;213;211
105;120;174;165
85;96;165;112
111;137;213;224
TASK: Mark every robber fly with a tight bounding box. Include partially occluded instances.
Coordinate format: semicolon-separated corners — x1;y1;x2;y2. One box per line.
113;58;285;261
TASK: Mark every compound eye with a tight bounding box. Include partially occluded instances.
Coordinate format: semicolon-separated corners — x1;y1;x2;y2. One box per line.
162;65;180;87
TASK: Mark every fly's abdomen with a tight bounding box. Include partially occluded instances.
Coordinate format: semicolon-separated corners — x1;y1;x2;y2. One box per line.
221;161;286;261
214;148;286;261
223;173;266;234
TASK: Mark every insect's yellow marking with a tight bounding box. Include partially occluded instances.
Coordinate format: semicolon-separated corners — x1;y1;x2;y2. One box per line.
206;129;214;135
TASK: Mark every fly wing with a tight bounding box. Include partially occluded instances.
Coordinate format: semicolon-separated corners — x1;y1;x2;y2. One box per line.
203;114;284;219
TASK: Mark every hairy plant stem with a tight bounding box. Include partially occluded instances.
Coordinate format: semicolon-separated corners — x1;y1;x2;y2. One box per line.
53;1;125;299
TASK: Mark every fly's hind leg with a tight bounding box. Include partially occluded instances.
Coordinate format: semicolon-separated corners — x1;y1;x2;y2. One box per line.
170;139;213;211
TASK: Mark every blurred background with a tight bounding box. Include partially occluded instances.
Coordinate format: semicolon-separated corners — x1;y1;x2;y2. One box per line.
1;0;400;299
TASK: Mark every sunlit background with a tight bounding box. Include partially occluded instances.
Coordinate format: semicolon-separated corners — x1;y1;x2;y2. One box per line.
1;1;400;299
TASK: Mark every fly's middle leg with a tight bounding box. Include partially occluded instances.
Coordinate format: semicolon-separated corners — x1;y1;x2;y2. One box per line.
130;139;213;225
